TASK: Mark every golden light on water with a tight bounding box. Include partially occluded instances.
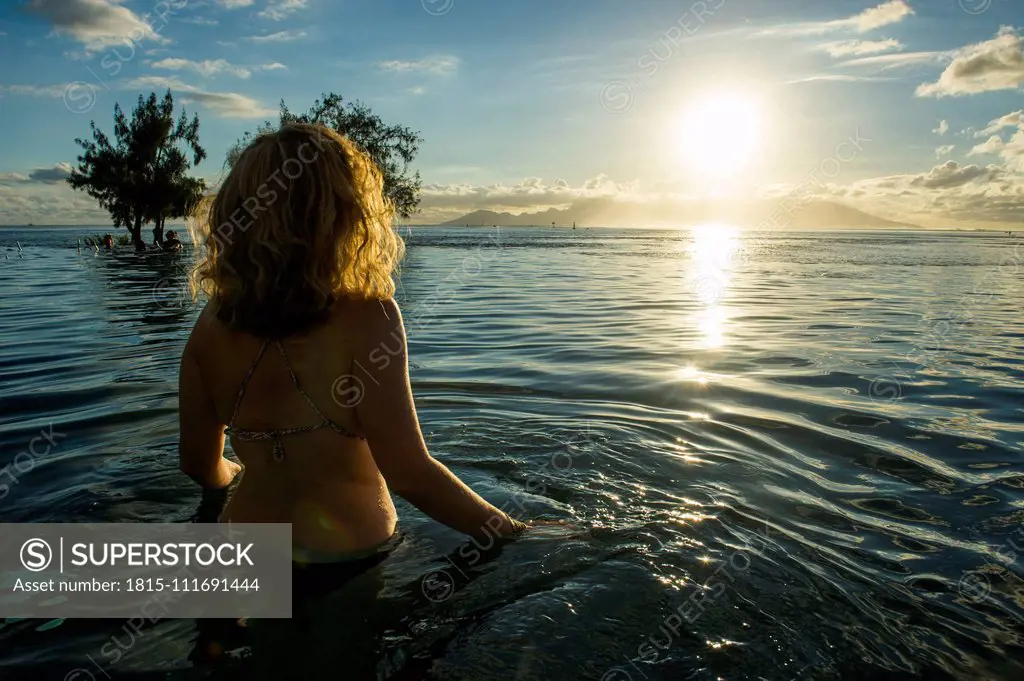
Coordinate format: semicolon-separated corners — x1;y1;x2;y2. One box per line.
688;224;740;350
678;364;709;384
699;308;727;349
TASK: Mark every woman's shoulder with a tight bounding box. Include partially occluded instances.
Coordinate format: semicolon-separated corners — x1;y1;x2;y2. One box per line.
328;296;404;339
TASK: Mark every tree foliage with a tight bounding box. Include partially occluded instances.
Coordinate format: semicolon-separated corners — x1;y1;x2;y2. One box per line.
227;93;423;219
68;90;206;249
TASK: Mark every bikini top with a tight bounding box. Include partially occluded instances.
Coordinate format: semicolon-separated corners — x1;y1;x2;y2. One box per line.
224;339;363;462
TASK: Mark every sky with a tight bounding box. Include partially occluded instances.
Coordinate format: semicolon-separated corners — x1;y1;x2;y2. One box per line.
0;0;1022;228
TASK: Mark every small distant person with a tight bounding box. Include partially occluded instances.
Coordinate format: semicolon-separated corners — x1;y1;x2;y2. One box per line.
163;230;183;252
102;234;114;250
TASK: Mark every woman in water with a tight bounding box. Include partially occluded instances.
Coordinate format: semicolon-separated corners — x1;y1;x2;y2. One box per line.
180;123;527;572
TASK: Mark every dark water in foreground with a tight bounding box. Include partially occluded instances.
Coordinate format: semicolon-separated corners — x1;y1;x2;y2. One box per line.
0;225;1023;680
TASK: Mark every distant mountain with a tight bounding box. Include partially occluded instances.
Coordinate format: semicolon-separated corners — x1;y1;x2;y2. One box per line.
440;199;916;230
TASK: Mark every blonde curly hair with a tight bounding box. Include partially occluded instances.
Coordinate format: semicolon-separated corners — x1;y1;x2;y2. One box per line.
189;123;404;337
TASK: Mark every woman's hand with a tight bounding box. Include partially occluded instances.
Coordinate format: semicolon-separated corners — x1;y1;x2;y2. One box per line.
223;457;243;479
200;458;242;490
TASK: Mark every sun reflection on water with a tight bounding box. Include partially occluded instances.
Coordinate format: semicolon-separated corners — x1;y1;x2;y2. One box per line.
688;223;741;350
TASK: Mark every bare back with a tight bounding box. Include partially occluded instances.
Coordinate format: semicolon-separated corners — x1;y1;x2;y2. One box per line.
185;299;397;556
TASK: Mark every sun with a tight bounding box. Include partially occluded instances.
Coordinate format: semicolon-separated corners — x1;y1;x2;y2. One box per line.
677;91;763;176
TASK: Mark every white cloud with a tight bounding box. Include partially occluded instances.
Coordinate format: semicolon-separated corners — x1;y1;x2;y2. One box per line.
420;174;632;215
151;58;251;78
123;76;275;118
24;0;166;50
0;83;73;97
969;135;1006;156
0;163;72;184
908;160;999;189
377;56;459;75
786;74;894;84
182;90;276;118
217;0;254;7
845;0;914;32
0;181;111;225
936;144;955;157
258;0;308;21
934;120;949;135
819;38;903;57
967;123;1024;171
182;17;218;26
757;1;914;37
256;62;288;71
416;159;1024;229
841;51;950;71
977;110;1024;137
29;163;74;183
244;29;306;42
917;27;1024;97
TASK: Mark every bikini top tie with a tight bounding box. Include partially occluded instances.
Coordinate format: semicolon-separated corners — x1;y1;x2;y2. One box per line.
224;339;363;462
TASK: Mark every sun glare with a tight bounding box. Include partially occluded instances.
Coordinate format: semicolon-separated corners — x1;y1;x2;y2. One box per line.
678;91;763;176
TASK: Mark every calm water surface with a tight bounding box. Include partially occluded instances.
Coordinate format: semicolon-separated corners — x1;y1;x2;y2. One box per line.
0;226;1022;680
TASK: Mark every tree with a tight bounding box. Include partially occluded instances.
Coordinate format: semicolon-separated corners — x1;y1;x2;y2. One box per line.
69;90;206;250
227;93;423;219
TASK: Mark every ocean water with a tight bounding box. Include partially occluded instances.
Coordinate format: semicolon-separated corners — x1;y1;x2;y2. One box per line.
0;225;1022;680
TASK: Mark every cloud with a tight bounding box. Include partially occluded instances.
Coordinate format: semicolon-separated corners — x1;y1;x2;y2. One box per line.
0;163;73;185
806;159;1024;227
1000;130;1024;170
0;181;111;225
786;74;894;84
256;62;288;71
757;1;914;37
977;110;1024;137
908;160;999;189
840;51;950;71
123;76;275;118
0;83;73;97
258;0;308;21
151;57;251;78
24;0;166;50
182;17;218;26
377;56;459;75
934;120;949;135
182;90;276;118
819;38;903;57
969;135;1006;156
416;160;1024;229
29;163;74;183
935;144;955;157
217;0;254;7
244;29;306;42
845;0;914;32
967;123;1024;171
420;174;633;215
917;27;1024;97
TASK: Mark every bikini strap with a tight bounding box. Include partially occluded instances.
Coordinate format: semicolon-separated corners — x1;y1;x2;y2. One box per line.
273;340;334;423
227;339;272;429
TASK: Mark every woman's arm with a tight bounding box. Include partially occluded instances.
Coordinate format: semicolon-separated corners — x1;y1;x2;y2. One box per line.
353;299;527;541
178;331;242;489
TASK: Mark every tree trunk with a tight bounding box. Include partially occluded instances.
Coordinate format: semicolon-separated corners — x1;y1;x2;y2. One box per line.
153;216;165;247
130;215;145;251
